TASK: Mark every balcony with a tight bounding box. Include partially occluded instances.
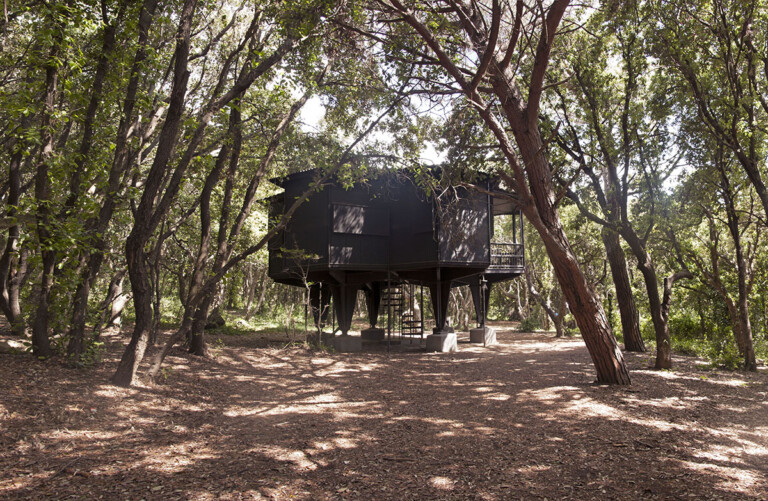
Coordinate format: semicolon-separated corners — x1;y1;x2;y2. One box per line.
489;242;524;269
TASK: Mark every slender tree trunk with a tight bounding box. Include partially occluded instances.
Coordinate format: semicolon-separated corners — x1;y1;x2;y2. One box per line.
255;269;269;315
67;0;158;362
148;226;165;347
93;268;126;336
602;227;645;352
31;26;63;358
717;158;757;371
735;245;757;371
525;267;559;335
6;250;28;338
112;0;196;387
0;127;30;338
244;264;257;319
723;298;745;354
554;286;567;338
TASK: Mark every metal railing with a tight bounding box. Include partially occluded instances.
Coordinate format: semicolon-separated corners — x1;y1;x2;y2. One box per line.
490;242;524;268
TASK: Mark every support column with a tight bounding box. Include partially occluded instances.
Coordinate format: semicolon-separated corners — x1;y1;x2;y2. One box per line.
426;269;457;352
428;279;453;333
362;282;384;342
469;279;492;326
331;284;362;352
469;278;496;345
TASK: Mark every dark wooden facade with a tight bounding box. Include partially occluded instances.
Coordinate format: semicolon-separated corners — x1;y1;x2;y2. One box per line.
267;168;524;337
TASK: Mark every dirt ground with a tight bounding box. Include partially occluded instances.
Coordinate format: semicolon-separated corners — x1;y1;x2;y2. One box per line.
1;323;767;500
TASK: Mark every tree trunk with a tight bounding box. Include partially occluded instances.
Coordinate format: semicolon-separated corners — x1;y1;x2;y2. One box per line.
66;0;158;362
188;294;213;356
601;227;645;352
111;235;153;387
67;255;101;360
716;158;757;371
111;0;196;387
509;128;630;384
723;298;745;355
735;246;757;371
109;285;129;331
0;127;30;339
93;268;126;336
525;267;559;336
244;264;258;319
255;270;269;316
554;286;567;338
31;25;63;358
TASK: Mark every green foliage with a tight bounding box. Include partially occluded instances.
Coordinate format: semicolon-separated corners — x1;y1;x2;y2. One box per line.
518;317;540;333
668;314;700;341
1;0;768;382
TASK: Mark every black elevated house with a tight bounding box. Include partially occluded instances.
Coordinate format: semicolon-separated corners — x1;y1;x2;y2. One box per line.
266;167;524;352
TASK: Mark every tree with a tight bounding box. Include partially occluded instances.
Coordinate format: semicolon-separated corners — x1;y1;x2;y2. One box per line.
112;0;336;386
549;3;689;364
671;143;760;371
652;0;768;219
369;0;629;383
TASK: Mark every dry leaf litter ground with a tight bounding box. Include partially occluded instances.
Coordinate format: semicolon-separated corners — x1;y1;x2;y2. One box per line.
1;322;767;500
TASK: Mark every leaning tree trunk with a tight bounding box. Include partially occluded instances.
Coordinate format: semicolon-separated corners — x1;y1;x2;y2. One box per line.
619;224;673;369
111;0;196;387
538;224;630;383
111;235;153;387
509;127;630;385
601;227;645;352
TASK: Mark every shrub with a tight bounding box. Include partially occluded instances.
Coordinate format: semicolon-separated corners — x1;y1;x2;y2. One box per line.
669;314;700;340
518;317;539;332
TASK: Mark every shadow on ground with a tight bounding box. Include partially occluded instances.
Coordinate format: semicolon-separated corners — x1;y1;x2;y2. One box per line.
1;324;766;500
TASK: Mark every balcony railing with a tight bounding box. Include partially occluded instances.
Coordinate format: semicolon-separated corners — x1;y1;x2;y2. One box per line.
490;242;524;269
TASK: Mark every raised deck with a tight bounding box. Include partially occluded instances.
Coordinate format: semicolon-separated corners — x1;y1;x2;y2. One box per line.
486;242;524;279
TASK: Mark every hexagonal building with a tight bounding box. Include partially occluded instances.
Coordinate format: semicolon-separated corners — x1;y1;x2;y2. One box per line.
266;168;524;351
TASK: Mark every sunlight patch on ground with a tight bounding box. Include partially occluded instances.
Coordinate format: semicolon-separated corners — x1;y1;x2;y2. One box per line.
227;397;376;419
516;464;551;474
483;392;511;401
503;339;583;354
93;385;141;398
561;397;701;434
637;396;690;410
403;416;461;428
516;386;585;406
126;444;219;474
678;458;765;496
261;445;319;471
639;369;751;388
429;476;456;490
689;429;768;468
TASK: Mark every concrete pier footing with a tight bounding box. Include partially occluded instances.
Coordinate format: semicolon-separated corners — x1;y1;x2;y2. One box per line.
333;335;362;353
426;331;458;353
361;328;385;342
469;326;496;346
